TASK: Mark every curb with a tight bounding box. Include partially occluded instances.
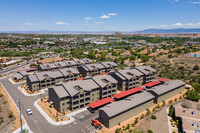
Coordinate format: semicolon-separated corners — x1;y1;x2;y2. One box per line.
34;98;87;126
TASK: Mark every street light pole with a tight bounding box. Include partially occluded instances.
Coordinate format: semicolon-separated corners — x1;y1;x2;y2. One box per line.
19;97;23;132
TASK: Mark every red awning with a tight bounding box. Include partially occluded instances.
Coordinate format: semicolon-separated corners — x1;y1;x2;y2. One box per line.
113;87;144;99
76;78;83;80
158;78;168;82
143;81;161;88
102;73;108;75
87;97;114;109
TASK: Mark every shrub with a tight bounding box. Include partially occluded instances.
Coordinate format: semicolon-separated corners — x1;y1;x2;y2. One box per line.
126;124;130;130
8;112;14;118
0;93;4;97
162;101;165;106
181;100;192;109
148;130;153;133
3;100;8;104
151;115;157;120
115;128;121;133
140;114;145;120
175;98;177;102
0;117;4;125
186;90;200;101
145;109;151;116
193;64;199;71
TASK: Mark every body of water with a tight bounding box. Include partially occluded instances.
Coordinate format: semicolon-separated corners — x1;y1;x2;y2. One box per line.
188;54;200;57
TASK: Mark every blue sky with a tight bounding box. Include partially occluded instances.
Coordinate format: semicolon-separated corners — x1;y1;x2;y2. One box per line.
0;0;200;31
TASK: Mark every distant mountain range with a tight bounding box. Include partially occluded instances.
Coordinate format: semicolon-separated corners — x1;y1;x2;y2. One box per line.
0;28;200;34
134;28;200;34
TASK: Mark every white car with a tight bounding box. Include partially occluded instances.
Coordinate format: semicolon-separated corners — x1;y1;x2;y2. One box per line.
26;109;33;115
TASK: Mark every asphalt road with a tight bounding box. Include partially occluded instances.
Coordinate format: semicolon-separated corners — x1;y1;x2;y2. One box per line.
0;77;99;133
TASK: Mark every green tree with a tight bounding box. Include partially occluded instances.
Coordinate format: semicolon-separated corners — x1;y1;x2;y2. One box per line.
169;105;174;117
193;65;200;71
186;90;200;101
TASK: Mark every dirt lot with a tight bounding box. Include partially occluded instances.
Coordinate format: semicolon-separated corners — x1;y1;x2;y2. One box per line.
0;83;24;131
0;86;15;131
38;98;69;122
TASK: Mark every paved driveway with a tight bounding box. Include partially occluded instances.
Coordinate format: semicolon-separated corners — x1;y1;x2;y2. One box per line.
0;77;98;133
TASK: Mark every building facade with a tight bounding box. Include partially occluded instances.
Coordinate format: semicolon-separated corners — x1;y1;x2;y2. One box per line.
110;66;156;91
78;61;117;77
38;59;92;71
48;74;118;113
99;92;155;128
27;68;81;92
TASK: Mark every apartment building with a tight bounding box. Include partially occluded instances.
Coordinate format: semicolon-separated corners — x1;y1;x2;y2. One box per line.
78;61;117;77
13;71;29;82
48;74;118;113
26;68;81;92
99;91;155;128
135;66;156;83
100;61;118;72
110;66;156;91
92;75;118;99
38;59;92;71
148;80;185;104
48;79;100;112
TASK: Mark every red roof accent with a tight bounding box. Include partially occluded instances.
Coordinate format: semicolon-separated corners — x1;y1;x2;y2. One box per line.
158;78;168;82
102;73;108;75
143;81;161;88
88;97;114;109
17;68;37;72
113;87;144;99
76;78;83;80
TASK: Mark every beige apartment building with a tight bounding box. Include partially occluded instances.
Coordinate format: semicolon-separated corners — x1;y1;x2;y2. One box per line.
110;66;156;91
48;75;118;113
26;67;81;92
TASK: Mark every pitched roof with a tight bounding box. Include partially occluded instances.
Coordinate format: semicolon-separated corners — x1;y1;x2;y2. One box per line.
135;66;156;75
100;92;155;118
101;61;117;68
84;63;105;71
92;75;118;88
149;80;185;96
118;68;144;80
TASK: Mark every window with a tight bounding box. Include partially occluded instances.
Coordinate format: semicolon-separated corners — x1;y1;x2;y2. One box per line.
62;103;65;105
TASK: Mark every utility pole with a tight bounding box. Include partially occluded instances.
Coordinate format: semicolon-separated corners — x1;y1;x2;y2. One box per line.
19;97;23;132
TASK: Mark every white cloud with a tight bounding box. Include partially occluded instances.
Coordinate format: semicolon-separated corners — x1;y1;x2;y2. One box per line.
85;17;93;20
85;21;88;23
94;21;105;24
171;22;183;26
108;13;117;16
192;1;200;4
25;23;33;26
55;21;69;25
170;0;179;3
100;15;110;19
160;25;169;27
171;22;200;27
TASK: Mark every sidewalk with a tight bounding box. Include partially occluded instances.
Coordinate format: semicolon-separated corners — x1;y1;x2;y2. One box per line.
18;85;47;96
34;98;87;126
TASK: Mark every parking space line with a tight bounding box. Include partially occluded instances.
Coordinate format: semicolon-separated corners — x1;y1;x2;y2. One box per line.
81;129;86;133
86;126;92;132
